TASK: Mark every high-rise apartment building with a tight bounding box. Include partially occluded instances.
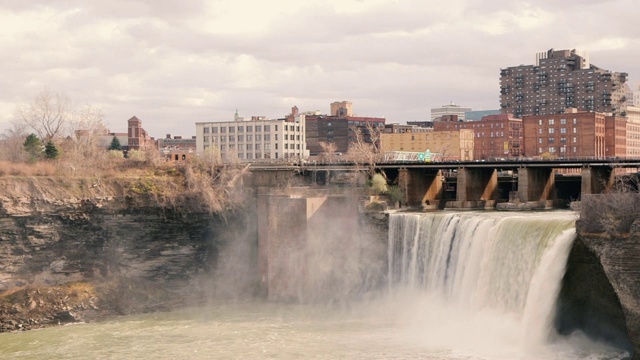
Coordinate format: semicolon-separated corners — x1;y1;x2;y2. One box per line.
500;49;628;118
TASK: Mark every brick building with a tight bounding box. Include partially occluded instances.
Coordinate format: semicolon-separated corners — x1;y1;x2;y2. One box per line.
522;109;608;159
127;116;151;150
500;49;628;118
434;114;523;160
305;102;385;156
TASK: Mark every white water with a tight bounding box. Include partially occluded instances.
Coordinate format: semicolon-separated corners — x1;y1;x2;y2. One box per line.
386;211;623;358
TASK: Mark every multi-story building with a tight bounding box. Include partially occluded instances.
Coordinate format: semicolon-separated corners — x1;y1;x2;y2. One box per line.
383;123;431;134
522;109;607;159
380;128;474;161
127;116;151;150
406;120;434;129
431;103;472;121
605;116;627;158
158;135;197;161
305;102;385;156
434;114;523;160
195;110;309;162
465;109;501;121
626;106;640;158
500;49;628;118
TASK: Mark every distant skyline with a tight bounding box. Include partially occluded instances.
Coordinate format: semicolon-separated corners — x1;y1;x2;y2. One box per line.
1;0;639;138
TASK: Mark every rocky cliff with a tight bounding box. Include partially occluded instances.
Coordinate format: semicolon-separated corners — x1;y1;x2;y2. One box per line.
0;176;258;330
557;216;640;359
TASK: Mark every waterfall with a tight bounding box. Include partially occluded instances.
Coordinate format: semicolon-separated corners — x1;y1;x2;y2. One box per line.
388;211;576;346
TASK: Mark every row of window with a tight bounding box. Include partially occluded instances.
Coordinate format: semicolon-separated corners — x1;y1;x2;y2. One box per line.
204;134;270;142
538;137;575;144
538;147;578;154
203;124;276;133
538;127;577;134
537;118;578;126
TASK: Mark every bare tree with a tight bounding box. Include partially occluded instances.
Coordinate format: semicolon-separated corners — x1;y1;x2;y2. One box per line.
318;141;337;162
0;120;29;162
60;105;110;173
18;88;72;141
346;122;382;176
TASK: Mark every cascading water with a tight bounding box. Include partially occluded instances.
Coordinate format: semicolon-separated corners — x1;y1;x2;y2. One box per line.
388;211;579;351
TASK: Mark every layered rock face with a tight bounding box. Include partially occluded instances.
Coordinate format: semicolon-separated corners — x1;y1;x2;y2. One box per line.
558;219;640;358
0;192;258;298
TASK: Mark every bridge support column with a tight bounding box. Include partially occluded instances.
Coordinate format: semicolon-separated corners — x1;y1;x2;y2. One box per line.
581;166;613;196
454;168;498;208
517;167;555;203
398;168;443;207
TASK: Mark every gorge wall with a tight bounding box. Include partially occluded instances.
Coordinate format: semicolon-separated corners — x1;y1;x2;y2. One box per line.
558;218;640;358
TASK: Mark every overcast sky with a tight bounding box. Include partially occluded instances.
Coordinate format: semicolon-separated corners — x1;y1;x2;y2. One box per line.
1;0;639;138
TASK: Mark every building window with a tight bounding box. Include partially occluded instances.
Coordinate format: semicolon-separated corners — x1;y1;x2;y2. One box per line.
255;144;261;150
238;126;244;132
246;144;253;151
573;128;577;134
264;144;270;150
262;125;268;132
573;137;577;143
212;127;218;133
238;135;244;142
246;135;252;141
204;127;209;133
237;144;244;151
539;138;543;144
255;134;261;141
560;128;567;134
539;128;542;134
538;120;543;125
560;119;567;125
285;144;288;149
549;119;555;125
573;118;577;124
229;127;235;133
285;125;288;131
549;137;555;143
221;127;227;133
220;136;226;142
549;128;555;134
247;126;253;132
229;135;235;142
549;147;556;153
264;134;270;141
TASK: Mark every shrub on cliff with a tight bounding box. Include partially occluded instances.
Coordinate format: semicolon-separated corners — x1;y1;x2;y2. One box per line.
579;178;640;235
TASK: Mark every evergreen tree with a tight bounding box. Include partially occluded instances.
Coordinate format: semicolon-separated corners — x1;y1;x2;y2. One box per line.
44;141;60;159
23;133;43;162
108;136;122;151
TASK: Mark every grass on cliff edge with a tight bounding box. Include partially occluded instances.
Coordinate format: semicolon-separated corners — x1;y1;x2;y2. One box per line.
0;156;250;213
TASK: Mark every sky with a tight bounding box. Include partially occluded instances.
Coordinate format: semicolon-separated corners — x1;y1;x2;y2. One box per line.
1;0;639;138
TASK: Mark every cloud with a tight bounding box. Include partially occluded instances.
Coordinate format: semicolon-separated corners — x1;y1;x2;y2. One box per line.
1;0;639;137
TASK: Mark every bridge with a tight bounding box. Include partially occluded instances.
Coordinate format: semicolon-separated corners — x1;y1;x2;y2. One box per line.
248;159;640;210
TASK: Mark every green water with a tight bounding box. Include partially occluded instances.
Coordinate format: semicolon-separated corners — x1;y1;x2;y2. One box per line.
0;301;629;360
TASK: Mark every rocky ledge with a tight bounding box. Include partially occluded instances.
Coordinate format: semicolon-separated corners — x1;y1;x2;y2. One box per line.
563;219;640;359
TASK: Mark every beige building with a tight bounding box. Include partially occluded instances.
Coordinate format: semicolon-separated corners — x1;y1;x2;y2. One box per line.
381;129;474;161
627;105;640;158
195;111;309;162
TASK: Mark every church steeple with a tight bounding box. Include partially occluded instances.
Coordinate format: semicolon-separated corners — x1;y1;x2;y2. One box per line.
234;109;240;121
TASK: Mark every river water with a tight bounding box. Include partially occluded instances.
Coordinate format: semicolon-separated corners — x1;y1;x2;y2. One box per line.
0;211;631;359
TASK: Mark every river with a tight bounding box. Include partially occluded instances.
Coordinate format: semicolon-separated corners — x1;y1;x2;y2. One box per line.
0;211;632;359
